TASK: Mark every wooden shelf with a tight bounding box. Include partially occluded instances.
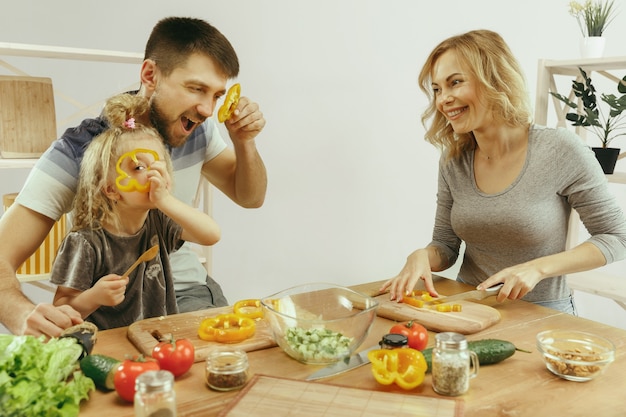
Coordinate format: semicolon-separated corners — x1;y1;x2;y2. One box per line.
0;158;38;169
0;42;142;64
538;56;626;74
535;56;626;127
568;270;626;309
608;171;626;184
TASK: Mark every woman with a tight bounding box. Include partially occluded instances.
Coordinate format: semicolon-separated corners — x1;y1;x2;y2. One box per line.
381;29;626;313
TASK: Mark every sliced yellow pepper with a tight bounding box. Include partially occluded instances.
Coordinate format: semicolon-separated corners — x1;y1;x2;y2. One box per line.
368;348;427;390
198;313;256;343
115;148;159;193
403;291;462;312
435;304;463;312
218;83;241;123
233;299;264;320
402;297;424;308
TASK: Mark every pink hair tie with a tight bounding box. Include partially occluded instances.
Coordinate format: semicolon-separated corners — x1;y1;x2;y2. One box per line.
123;118;136;129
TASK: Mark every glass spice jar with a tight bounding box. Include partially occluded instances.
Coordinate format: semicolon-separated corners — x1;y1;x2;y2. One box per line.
431;332;479;396
205;349;250;391
379;333;409;349
134;370;177;417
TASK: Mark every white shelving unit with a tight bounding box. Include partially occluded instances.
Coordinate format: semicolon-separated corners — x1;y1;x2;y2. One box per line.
0;159;38;169
535;56;626;309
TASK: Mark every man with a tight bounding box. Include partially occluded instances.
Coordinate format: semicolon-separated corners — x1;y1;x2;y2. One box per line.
0;16;267;337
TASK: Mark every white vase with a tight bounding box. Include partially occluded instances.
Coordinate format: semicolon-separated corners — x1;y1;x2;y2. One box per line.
579;37;606;59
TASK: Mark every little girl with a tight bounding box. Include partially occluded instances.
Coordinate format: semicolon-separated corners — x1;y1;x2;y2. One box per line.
50;93;221;330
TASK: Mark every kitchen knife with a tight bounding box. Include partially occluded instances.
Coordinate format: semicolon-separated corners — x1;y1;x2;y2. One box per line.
305;344;380;381
423;283;503;306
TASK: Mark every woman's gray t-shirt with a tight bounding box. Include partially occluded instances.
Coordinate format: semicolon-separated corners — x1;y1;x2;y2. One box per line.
430;125;626;303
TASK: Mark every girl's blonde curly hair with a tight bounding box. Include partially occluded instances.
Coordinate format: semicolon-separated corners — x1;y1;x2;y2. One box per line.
71;93;173;231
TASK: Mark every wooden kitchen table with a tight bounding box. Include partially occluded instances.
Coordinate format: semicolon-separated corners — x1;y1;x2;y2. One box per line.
79;277;626;416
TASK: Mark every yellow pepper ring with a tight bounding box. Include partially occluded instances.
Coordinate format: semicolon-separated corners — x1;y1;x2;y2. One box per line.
217;83;241;123
367;348;427;390
197;313;256;343
115;148;160;193
233;299;264;320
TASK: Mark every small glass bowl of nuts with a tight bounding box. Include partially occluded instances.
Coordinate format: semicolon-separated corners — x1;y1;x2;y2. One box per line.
536;330;615;382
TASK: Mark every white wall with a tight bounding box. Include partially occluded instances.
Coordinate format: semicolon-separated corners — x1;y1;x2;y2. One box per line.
1;1;625;325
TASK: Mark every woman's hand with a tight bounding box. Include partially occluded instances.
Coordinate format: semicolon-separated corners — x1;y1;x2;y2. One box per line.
478;243;607;302
380;249;439;302
477;262;542;302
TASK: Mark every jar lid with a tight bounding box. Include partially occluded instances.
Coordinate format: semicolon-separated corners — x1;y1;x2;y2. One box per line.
380;333;408;348
435;332;467;349
135;370;174;393
206;349;248;371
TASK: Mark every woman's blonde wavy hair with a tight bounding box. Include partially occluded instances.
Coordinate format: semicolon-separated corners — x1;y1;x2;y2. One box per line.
417;30;533;160
71;93;173;232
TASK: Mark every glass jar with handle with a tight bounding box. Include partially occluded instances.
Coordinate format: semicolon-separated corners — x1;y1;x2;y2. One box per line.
431;332;479;396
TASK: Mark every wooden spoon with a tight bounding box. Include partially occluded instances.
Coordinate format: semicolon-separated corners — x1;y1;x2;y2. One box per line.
122;244;159;277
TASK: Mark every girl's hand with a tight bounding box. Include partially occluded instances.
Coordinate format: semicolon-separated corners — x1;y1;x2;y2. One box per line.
92;274;128;306
146;161;172;204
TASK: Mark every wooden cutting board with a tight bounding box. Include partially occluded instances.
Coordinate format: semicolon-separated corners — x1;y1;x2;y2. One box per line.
351;281;501;334
218;374;464;417
127;306;277;363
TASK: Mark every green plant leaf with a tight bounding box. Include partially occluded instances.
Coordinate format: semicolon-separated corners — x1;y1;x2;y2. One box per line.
549;92;578;109
549;66;626;147
603;94;626;117
618;75;626;95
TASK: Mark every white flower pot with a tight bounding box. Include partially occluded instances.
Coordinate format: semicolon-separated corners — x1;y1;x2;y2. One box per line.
580;37;606;59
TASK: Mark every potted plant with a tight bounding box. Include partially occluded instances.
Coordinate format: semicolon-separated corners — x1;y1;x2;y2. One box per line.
550;67;626;174
569;0;617;36
569;0;618;58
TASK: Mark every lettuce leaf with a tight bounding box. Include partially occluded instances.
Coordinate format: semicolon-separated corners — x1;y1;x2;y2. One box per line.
0;334;95;417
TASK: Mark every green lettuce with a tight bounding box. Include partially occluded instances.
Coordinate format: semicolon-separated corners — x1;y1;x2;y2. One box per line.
0;334;95;417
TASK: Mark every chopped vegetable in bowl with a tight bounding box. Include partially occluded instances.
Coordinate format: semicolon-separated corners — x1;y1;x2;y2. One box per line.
285;327;353;362
261;282;378;365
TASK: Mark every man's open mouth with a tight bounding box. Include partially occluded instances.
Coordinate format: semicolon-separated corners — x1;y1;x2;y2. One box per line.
182;116;199;133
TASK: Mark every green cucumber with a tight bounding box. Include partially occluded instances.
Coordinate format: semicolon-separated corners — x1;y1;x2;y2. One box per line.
80;354;121;391
422;339;526;373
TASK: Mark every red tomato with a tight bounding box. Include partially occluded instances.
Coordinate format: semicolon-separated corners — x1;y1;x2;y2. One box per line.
389;321;429;351
114;356;160;402
152;338;195;377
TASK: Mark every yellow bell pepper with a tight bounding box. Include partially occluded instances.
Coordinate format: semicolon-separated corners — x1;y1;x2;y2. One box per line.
233;299;264;320
367;348;427;390
198;313;256;343
218;83;241;123
115;148;160;193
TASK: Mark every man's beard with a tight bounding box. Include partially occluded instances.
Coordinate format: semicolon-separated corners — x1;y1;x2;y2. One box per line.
149;95;188;148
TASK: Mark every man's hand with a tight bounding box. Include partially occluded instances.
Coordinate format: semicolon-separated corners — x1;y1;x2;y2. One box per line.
203;95;267;209
23;303;83;338
225;96;266;143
